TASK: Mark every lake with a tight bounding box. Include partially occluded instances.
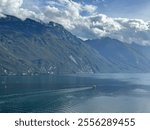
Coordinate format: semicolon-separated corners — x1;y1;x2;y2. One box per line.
0;73;150;113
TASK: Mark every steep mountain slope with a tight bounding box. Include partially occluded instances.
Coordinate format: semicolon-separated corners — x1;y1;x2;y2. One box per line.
130;44;150;61
0;15;117;75
86;38;150;72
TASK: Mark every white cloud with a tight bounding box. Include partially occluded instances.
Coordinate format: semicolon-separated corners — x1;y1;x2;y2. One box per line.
0;0;22;15
82;4;97;13
0;0;23;9
0;0;39;20
0;0;150;45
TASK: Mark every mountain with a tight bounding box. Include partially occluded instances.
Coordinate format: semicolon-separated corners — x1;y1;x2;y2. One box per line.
130;43;150;61
0;15;118;75
86;37;150;72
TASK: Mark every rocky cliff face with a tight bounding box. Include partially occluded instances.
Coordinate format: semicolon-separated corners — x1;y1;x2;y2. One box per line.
0;15;116;75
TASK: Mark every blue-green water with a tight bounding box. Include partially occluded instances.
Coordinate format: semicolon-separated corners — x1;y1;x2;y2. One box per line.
0;73;150;113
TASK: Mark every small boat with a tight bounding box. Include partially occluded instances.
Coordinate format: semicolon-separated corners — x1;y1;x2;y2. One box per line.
92;85;96;89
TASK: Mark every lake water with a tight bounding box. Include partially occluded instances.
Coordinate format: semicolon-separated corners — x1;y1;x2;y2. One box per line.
0;73;150;113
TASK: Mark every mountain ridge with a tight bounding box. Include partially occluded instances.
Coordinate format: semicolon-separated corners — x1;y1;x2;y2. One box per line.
86;37;150;72
0;15;118;75
1;15;150;75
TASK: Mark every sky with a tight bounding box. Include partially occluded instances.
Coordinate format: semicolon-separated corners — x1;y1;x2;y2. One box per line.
73;0;150;20
0;0;150;45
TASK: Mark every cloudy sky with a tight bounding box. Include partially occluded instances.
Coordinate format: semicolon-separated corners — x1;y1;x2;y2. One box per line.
0;0;150;45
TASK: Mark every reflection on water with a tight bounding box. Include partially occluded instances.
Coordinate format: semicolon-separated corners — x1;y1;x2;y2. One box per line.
0;73;150;113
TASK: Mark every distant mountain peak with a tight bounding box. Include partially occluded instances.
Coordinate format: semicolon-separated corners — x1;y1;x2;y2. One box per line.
86;38;150;72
